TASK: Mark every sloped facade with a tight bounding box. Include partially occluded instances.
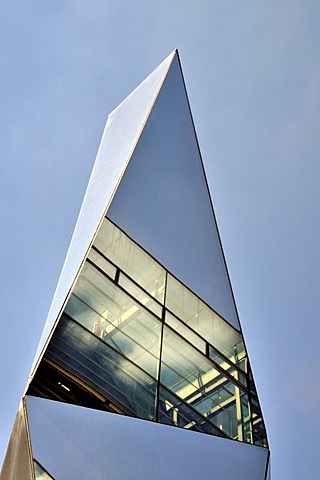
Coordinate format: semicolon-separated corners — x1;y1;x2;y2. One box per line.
1;50;270;480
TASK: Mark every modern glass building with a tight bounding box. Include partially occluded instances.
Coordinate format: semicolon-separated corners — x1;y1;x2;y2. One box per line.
1;50;270;480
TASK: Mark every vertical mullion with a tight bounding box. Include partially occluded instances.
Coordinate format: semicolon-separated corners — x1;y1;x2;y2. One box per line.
155;271;168;422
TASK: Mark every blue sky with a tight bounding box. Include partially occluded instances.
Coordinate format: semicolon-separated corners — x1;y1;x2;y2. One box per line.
1;2;320;478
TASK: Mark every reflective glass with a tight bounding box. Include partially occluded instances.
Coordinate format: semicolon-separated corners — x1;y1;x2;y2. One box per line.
248;366;258;396
247;367;268;446
158;386;225;437
87;248;117;280
65;262;162;379
208;345;247;388
118;272;163;318
34;460;54;480
165;311;206;354
94;219;166;303
166;275;246;370
251;395;268;447
160;325;249;440
47;316;157;420
208;344;233;370
241;393;253;444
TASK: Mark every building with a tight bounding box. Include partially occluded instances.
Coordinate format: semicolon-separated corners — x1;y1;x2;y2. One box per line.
1;50;270;480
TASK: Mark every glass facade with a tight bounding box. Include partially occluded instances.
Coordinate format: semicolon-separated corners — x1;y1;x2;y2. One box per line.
30;218;268;447
34;460;54;480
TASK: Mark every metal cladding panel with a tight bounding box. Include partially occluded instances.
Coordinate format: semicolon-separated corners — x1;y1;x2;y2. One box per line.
30;51;175;376
108;55;240;329
0;403;33;480
26;396;268;480
266;458;271;480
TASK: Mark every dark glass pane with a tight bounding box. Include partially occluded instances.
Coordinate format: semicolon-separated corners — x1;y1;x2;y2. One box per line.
65;262;162;379
160;326;249;440
118;272;163;318
251;394;268;447
158;386;225;437
46;316;157;421
165;311;206;353
34;460;54;480
208;345;247;388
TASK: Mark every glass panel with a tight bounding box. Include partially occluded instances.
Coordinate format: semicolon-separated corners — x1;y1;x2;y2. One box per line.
158;386;225;437
65;262;162;379
208;344;233;370
46;316;157;421
247;366;268;446
118;272;162;318
239;371;248;387
251;395;268;447
248;366;258;396
34;460;54;479
165;311;206;354
87;248;117;280
241;393;253;444
208;345;247;388
94;219;166;303
166;275;247;370
160;325;249;440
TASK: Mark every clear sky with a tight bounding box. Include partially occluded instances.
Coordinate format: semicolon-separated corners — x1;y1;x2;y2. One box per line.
1;2;319;479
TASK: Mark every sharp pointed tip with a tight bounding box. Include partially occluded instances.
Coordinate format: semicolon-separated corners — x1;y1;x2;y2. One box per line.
174;49;181;62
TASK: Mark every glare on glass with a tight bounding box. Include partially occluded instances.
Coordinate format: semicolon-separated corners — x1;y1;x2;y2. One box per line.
48;316;157;421
87;248;117;280
94;219;166;303
160;325;251;441
65;261;162;379
165;311;206;354
166;275;247;370
118;272;163;318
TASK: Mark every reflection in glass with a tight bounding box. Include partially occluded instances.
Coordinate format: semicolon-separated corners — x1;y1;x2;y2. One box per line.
34;460;54;480
119;272;163;318
160;326;251;441
47;316;157;421
165;311;206;354
87;248;117;280
166;275;247;370
33;216;268;448
251;395;268;447
208;345;247;388
247;367;268;447
94;219;166;303
65;261;162;378
158;386;224;437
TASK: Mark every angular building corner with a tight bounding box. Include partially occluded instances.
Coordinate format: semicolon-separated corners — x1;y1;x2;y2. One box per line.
1;50;270;480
